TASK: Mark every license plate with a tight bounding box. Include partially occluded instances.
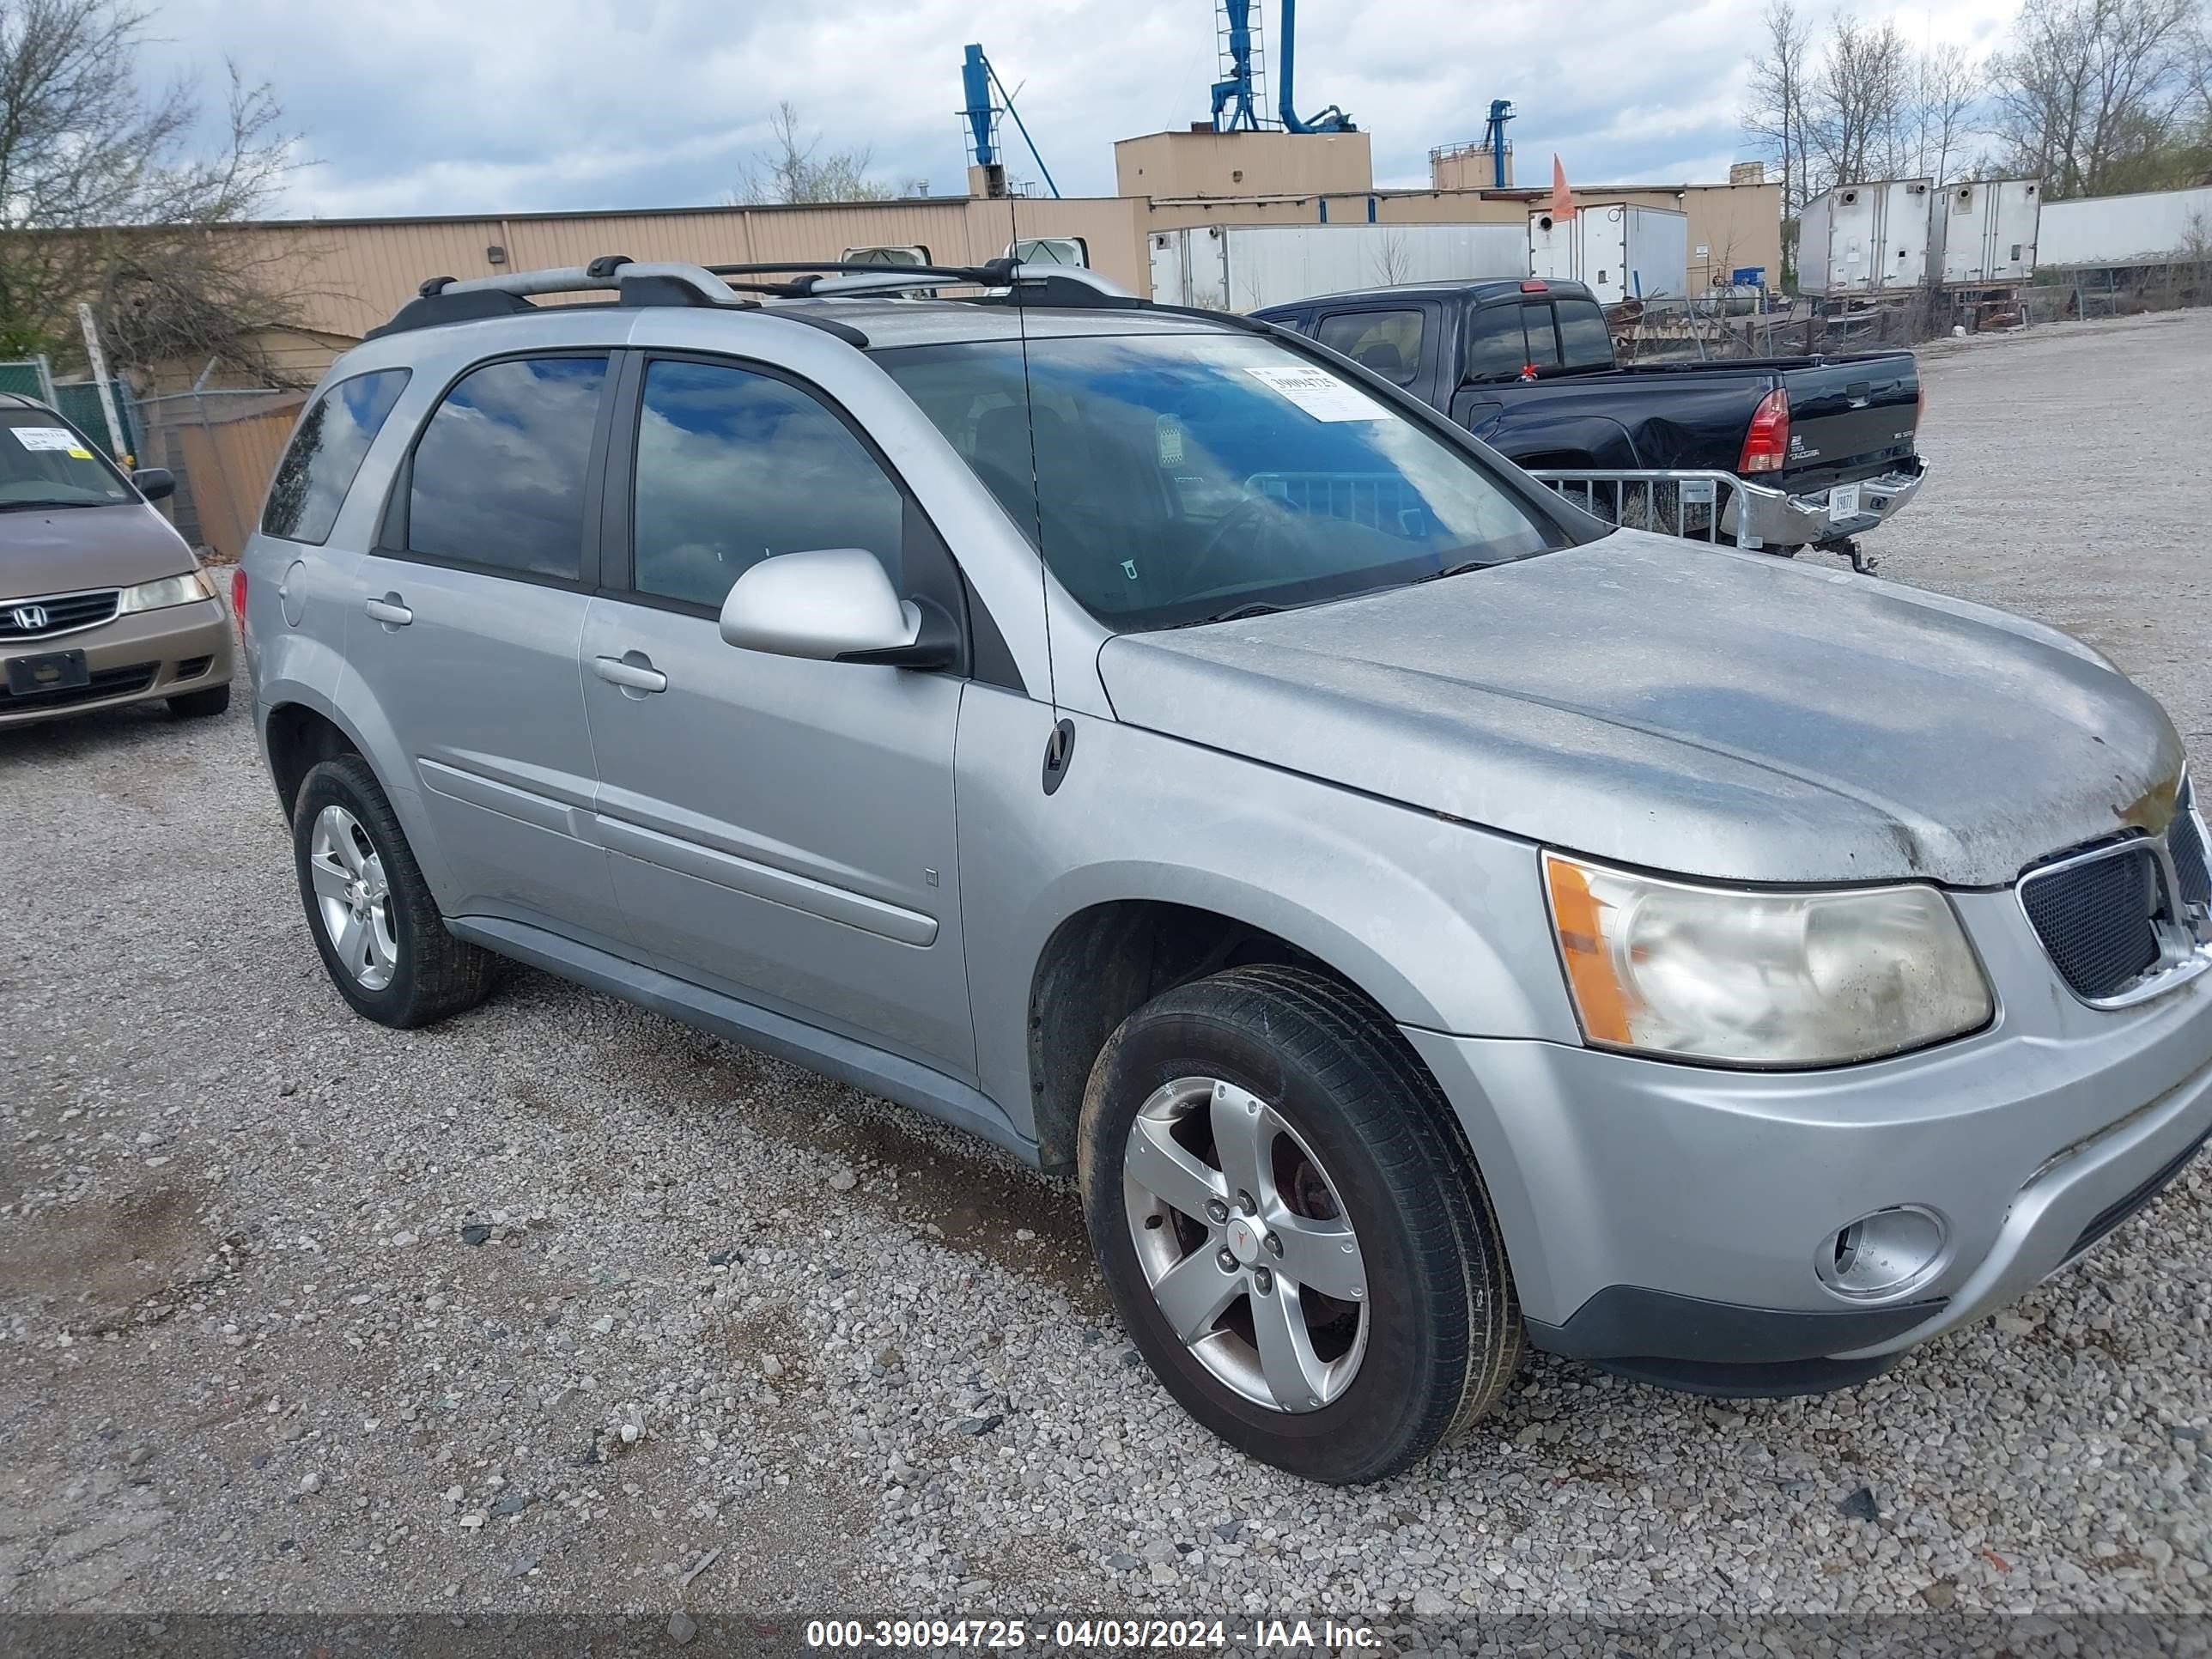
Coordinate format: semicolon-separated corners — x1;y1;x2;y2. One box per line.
5;649;89;696
1828;483;1863;521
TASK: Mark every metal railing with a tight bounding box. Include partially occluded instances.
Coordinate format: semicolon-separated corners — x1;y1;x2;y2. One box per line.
1522;468;1751;545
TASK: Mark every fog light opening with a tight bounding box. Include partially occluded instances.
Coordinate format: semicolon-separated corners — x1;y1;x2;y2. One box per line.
1815;1205;1947;1301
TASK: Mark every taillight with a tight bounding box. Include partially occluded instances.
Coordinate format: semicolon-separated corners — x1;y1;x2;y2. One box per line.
1739;387;1790;474
230;566;248;631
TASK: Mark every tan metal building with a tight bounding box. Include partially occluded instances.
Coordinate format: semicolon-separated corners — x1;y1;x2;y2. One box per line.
186;128;1778;393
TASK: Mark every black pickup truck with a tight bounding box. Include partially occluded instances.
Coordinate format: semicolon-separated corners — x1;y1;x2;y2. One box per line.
1252;278;1927;562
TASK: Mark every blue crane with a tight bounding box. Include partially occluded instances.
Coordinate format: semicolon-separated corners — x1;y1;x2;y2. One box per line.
961;44;1060;199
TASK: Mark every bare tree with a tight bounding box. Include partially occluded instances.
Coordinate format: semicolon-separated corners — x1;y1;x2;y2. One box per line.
0;0;306;380
1987;0;2203;198
1808;15;1916;185
731;102;895;205
1905;42;1982;182
1743;0;1819;213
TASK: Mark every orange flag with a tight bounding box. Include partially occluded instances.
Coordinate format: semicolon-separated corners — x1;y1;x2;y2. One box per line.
1551;154;1577;220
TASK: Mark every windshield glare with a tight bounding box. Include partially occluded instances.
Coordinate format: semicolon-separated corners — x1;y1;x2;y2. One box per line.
0;414;132;507
877;332;1555;629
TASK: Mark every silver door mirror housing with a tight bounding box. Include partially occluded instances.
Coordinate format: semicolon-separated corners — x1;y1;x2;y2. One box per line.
719;547;920;661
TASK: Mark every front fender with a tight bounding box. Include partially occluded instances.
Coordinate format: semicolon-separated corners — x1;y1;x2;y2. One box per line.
953;689;1581;1141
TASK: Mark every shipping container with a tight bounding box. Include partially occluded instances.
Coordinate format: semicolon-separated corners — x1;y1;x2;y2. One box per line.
1146;222;1529;312
1527;204;1691;304
1931;179;2040;285
1797;179;1936;296
2037;185;2212;270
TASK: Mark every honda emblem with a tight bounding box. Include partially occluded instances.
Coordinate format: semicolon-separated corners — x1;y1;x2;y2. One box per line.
9;604;50;633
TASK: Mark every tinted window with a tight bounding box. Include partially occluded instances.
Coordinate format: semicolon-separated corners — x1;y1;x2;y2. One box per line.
262;370;410;544
880;332;1552;632
408;356;606;580
1556;301;1614;372
0;410;133;507
1316;309;1423;385
632;359;903;610
1462;305;1537;382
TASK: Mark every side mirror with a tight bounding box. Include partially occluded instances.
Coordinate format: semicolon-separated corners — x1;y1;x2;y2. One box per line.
132;467;176;502
718;547;957;668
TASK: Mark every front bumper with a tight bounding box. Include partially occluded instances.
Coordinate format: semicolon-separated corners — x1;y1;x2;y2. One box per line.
1401;892;2212;1389
0;598;234;727
1726;457;1928;549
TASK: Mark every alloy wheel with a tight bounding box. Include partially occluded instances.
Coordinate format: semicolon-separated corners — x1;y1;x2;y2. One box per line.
1122;1075;1368;1412
307;804;398;991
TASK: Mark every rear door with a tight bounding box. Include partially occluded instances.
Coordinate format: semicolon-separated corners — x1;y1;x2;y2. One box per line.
580;351;975;1078
342;352;627;950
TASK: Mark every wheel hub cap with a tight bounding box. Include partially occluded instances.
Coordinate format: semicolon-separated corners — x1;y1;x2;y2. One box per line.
1121;1076;1368;1414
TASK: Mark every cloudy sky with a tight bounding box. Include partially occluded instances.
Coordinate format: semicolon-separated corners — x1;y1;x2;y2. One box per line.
143;0;2019;220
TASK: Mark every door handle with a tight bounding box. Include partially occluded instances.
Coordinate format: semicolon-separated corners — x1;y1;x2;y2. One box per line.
592;653;667;694
364;595;413;627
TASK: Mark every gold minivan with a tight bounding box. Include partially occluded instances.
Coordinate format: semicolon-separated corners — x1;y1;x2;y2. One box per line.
0;392;233;727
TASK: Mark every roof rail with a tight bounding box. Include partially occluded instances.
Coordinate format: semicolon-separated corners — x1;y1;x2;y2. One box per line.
368;257;759;339
368;254;1141;341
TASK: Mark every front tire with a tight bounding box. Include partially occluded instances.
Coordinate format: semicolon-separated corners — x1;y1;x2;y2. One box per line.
291;755;495;1028
1078;964;1522;1484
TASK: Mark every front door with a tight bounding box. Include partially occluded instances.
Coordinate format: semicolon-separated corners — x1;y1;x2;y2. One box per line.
342;352;626;951
580;354;974;1078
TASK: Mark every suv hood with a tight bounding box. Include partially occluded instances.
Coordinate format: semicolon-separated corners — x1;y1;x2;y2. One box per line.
0;501;192;601
1097;532;2185;888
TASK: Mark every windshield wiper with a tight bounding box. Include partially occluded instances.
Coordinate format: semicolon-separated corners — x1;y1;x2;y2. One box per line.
0;498;109;512
1410;556;1494;585
1170;600;1291;629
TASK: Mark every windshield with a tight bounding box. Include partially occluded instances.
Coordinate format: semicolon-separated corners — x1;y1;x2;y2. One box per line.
876;331;1557;630
0;411;133;507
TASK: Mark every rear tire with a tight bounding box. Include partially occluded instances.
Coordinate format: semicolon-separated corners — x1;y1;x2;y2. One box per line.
1078;964;1522;1483
168;684;231;719
291;754;495;1028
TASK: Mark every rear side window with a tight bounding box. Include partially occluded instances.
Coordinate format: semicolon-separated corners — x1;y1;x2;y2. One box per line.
1555;301;1613;371
261;368;410;544
1316;309;1424;385
1463;305;1539;383
408;356;606;580
631;359;904;610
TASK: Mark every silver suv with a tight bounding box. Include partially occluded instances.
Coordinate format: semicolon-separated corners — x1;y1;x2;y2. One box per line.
240;257;2212;1485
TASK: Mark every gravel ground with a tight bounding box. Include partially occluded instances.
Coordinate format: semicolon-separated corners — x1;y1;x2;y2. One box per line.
2;309;2209;1635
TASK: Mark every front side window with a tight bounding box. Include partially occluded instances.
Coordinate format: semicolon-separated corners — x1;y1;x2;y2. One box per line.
1316;309;1424;386
408;356;607;580
879;331;1553;631
631;359;905;610
0;410;134;509
262;368;410;544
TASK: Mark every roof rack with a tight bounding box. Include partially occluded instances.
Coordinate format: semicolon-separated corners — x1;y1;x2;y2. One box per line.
366;254;1139;339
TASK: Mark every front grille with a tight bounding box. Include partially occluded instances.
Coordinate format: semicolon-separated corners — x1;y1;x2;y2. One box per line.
2172;789;2210;911
2066;1124;2210;1261
0;660;156;713
0;589;120;641
2020;842;2165;1000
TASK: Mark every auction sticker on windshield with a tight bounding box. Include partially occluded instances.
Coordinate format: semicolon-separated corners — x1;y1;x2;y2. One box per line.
1242;365;1386;422
10;426;94;459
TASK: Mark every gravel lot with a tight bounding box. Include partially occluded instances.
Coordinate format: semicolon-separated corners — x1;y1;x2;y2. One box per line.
2;308;2209;1636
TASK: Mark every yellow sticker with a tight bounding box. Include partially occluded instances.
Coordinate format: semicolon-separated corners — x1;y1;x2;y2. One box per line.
67;447;92;459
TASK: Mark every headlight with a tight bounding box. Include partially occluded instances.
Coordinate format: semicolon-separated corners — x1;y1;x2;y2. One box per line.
1543;852;1993;1067
116;569;215;614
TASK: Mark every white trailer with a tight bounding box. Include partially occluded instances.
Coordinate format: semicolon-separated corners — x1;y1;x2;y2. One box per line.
1931;179;2041;285
1797;179;1936;295
1526;204;1690;304
1146;222;1529;313
2037;185;2212;269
